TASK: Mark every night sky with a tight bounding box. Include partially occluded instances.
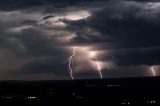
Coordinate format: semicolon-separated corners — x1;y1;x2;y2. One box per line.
0;0;160;80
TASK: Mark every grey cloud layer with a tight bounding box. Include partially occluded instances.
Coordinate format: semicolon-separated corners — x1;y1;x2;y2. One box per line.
68;0;160;66
0;0;160;79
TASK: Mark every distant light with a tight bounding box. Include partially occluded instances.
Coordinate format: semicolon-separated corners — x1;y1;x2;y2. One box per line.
146;100;157;104
27;96;37;99
121;100;131;105
121;102;130;105
1;96;13;99
121;103;125;104
150;100;156;104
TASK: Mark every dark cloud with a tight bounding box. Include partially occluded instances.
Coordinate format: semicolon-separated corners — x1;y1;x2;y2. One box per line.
67;0;160;67
98;48;160;66
21;20;37;25
0;0;106;11
103;65;150;78
0;0;160;79
127;0;160;2
0;19;69;78
90;1;160;66
75;70;99;79
43;15;55;20
19;57;68;75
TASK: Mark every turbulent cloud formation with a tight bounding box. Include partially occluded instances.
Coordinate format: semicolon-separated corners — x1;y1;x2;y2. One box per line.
0;0;160;80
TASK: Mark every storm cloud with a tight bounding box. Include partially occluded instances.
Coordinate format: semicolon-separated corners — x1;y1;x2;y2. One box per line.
0;0;160;80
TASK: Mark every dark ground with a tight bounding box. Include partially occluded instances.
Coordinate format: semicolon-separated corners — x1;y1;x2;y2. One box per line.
0;77;160;105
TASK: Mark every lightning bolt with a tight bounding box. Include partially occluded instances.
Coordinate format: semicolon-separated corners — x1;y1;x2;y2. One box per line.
96;61;103;79
89;51;103;79
67;47;77;80
151;66;156;77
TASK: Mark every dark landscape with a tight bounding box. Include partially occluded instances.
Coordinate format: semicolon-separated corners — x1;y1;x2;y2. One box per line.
0;77;160;105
